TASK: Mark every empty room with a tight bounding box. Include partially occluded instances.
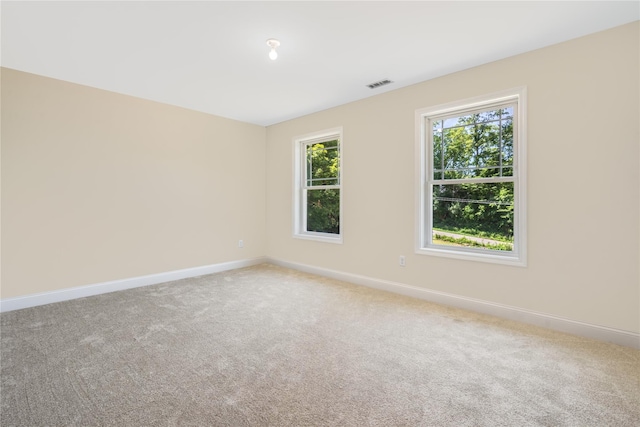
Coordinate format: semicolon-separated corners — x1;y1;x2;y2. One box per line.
1;1;639;426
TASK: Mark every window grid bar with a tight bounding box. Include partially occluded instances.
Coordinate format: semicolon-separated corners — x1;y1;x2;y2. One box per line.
304;185;340;191
499;111;503;177
433;165;513;173
306;145;312;188
308;145;339;152
307;177;339;182
430;101;517;123
439;116;511;133
306;179;339;187
440;121;444;178
303;136;341;146
431;176;514;186
434;196;513;206
304;142;340;181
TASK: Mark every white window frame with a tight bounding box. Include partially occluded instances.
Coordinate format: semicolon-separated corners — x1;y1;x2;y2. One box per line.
415;88;527;266
293;127;343;244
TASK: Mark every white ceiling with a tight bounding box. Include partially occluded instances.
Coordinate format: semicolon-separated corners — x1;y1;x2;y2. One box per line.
2;1;638;126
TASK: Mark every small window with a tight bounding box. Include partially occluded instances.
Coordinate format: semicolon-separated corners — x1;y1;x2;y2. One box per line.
293;128;343;243
416;89;527;265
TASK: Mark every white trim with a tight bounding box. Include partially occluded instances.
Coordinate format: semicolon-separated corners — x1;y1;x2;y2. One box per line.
292;126;344;244
415;87;527;267
267;257;640;349
415;245;525;266
293;231;343;244
0;257;267;313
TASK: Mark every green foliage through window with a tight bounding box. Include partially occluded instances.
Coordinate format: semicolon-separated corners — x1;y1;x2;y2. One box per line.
307;188;340;234
430;106;515;250
304;139;340;235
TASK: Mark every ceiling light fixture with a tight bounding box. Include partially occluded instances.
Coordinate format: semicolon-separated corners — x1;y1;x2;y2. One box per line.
266;38;280;60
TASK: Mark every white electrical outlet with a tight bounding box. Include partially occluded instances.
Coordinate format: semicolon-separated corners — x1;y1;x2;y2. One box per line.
238;240;244;248
399;256;405;267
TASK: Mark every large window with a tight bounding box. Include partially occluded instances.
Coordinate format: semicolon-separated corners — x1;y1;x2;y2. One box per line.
416;89;526;265
293;128;342;243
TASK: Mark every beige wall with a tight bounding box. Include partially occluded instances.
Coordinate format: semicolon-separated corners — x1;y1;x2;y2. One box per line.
266;22;640;333
1;68;266;298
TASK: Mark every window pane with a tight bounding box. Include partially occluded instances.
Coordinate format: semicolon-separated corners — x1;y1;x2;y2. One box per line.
432;182;514;251
320;139;339;150
443;111;498;129
307;188;340;234
441;107;513;131
306;140;340;186
442;117;458;128
461;122;501;173
436;107;513;180
501;117;513;169
501;106;514;118
433;128;443;176
441;127;464;172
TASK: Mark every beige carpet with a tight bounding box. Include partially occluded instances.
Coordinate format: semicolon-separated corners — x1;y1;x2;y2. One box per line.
1;264;639;426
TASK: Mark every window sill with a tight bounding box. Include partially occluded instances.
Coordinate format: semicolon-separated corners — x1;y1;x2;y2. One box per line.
416;246;526;267
294;232;343;244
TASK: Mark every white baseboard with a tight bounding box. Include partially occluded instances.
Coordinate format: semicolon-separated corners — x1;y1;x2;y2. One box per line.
268;257;640;349
0;257;267;313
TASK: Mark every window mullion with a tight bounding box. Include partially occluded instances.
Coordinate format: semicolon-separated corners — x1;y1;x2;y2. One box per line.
499;110;503;177
432;176;514;185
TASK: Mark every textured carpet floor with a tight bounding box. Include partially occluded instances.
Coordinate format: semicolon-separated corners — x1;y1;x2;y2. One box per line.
1;264;639;426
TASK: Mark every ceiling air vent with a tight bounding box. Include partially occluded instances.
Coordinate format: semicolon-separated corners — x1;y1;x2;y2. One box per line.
366;79;393;89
